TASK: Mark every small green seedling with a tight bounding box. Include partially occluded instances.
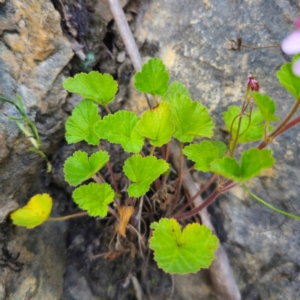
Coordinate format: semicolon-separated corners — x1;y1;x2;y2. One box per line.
0;94;52;172
10;57;300;276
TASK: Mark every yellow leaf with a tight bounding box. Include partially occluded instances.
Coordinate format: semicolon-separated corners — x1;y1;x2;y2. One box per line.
116;206;134;237
10;194;53;229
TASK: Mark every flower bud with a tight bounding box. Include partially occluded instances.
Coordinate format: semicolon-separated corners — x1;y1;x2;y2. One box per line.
246;73;259;91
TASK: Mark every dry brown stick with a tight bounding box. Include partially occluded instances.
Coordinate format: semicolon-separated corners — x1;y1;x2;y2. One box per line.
107;1;241;299
106;0;152;109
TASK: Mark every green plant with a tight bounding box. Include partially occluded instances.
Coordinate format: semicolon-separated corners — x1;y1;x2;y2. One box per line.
0;94;52;172
10;56;300;275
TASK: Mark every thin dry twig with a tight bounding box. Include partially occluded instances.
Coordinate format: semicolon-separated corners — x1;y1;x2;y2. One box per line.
226;37;280;51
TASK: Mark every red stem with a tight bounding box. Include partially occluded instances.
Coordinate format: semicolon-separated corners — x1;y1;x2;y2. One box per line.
175;189;220;221
272;115;300;139
174;174;217;216
98;144;120;195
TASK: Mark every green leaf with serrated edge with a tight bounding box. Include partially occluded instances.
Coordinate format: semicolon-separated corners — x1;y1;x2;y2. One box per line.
252;92;280;122
240;148;274;181
223;106;272;144
63;72;118;105
136;101;175;147
277;59;300;100
134;58;169;96
211;148;275;182
183;141;218;172
150;218;218;274
94;110;144;153
183;140;226;172
164;81;190;100
72;183;114;217
123;155;169;197
64;151;109;186
210;157;241;181
65;100;101;145
210;140;227;158
163;93;214;142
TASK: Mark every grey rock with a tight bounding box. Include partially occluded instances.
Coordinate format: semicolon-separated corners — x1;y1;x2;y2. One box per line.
135;0;300;299
0;0;73;299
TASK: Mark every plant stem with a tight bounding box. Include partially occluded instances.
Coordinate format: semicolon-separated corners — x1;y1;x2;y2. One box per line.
273;115;300;138
47;212;88;221
181;165;194;179
150;145;156;156
230;115;243;156
174;174;217;216
175;188;220;221
174;165;194;184
264;121;269;141
161;144;166;159
229;89;250;156
98;144;120;195
92;174;104;185
104;105;112;114
167;142;183;216
165;141;170;162
268;99;300;139
259;100;300;149
153;95;157;107
108;206;119;219
243;184;300;221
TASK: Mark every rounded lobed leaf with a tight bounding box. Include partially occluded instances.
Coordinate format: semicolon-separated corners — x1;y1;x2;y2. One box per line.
94;110;144;154
136;101;175;147
150;218;218;274
251;92;280;122
183;140;226;172
164;81;190;100
277;60;300;100
10;194;53;229
211;148;275;182
134;58;169;96
72;183;114;217
163;93;214;142
63;72;118;105
65;99;101;145
210;140;227;158
240;148;275;181
64;150;109;186
210;157;241;181
123;154;169;197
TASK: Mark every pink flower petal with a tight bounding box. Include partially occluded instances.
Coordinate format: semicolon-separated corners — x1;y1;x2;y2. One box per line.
292;58;300;76
282;31;300;55
295;19;300;29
